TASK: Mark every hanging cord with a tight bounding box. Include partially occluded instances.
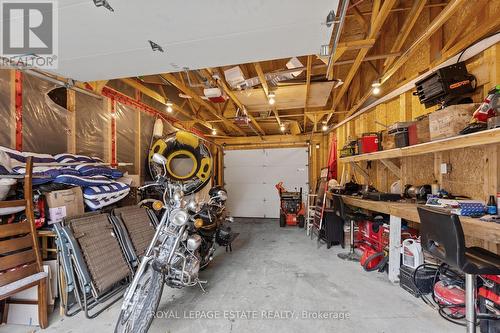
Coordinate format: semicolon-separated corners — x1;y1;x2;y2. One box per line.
412;263;479;327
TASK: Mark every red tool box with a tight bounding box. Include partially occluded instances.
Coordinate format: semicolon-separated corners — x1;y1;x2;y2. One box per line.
358;133;381;154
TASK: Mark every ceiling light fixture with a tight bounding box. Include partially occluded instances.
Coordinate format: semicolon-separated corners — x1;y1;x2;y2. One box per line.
371;80;381;95
211;128;217;135
322;123;328;132
166;101;173;113
268;92;276;105
280;123;285;132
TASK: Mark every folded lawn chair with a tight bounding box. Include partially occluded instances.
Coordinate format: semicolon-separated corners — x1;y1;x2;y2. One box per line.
109;206;158;269
55;212;132;318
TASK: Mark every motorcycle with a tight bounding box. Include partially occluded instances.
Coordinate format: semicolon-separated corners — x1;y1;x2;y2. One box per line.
115;153;236;333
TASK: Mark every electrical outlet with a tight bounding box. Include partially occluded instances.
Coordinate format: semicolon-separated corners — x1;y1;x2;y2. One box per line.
440;163;451;174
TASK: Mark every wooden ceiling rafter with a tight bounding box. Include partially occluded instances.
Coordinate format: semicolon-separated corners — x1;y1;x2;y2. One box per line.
160;72;247;136
440;0;489;54
351;4;369;34
120;77;219;133
330;0;397;117
345;2;447;18
382;0;427;71
344;0;491;120
381;0;467;85
177;71;201;116
253;61;282;130
303;55;313;132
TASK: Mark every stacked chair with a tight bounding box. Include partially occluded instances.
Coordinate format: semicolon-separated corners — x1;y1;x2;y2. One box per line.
0;157;48;328
54;205;158;318
109;206;158;268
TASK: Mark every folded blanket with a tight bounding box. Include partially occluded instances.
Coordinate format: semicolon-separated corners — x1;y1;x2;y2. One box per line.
12;166;60;185
83;182;130;210
83;182;130;201
54;153;102;164
53;174;112;187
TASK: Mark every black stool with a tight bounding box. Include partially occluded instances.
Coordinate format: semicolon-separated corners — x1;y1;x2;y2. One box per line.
417;207;500;333
334;195;369;261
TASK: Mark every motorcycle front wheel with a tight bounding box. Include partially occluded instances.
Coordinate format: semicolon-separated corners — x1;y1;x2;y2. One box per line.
115;262;164;333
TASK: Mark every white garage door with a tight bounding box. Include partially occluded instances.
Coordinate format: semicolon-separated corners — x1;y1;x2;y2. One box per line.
224;148;308;218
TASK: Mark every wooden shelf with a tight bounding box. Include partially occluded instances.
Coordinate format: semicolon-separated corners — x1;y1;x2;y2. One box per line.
339;127;500;163
335;194;500;244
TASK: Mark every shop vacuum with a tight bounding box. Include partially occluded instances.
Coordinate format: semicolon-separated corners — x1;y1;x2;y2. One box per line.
409;263;499;332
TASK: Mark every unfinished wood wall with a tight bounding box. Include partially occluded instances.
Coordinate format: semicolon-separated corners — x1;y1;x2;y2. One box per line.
334;42;499;201
330;42;500;253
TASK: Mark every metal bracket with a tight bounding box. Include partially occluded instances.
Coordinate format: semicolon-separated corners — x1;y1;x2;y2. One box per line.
93;0;114;12
148;40;164;53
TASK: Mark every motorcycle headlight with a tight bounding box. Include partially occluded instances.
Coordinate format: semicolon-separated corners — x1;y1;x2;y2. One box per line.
217;190;228;201
170;209;188;226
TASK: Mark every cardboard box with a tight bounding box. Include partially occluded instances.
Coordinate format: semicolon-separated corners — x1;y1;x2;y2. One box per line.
381;130;396;150
6;303;39;326
45;187;84;224
6;263;57;326
428;103;480;141
10;263;56;305
412;115;430;144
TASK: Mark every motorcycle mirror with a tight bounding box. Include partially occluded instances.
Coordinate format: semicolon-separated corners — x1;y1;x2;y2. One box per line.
152;153;167;165
173;189;184;202
187;200;198;211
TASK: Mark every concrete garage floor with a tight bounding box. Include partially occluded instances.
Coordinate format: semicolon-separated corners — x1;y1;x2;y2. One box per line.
4;218;461;333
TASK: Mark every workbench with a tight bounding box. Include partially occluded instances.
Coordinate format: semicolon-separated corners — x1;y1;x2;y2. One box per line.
326;193;500;283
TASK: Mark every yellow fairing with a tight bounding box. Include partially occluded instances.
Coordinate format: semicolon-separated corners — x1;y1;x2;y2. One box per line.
149;139;167;161
196;157;212;182
175;131;199;148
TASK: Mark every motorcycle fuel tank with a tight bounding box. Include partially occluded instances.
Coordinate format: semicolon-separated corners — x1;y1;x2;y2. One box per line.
187;234;202;251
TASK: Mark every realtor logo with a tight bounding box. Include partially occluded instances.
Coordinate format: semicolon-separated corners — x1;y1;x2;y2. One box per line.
1;0;58;69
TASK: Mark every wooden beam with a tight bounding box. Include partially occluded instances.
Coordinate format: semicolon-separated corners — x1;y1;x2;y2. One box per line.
345;3;448;18
121;77;220;134
254;62;283;131
215;133;322;147
441;0;490;53
370;0;381;32
380;159;401;178
159;73;246;136
207;68;265;135
339;38;376;50
335;52;402;66
177;73;198;115
438;14;500;64
304;55;312;131
383;0;427;70
253;62;269;96
333;0;397;108
66;89;76;153
122;78;166;104
350;162;370;183
87;80;108;94
381;0;467;84
351;5;369;33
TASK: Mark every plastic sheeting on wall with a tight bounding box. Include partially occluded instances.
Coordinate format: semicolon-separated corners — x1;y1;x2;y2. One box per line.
116;102;137;174
22;74;68;154
0;70;11;148
140;112;155;181
75;92;109;159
